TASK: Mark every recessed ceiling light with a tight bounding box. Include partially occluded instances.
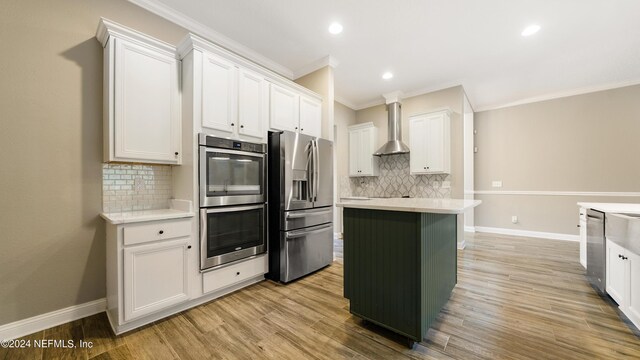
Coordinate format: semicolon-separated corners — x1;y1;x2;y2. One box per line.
382;72;393;80
521;24;541;37
328;22;343;35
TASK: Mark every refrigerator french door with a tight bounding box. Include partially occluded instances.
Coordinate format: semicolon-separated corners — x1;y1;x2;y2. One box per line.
267;131;334;283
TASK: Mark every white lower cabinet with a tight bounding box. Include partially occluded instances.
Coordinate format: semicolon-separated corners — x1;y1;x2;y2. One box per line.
202;255;268;294
123;238;190;321
606;238;640;329
106;218;195;331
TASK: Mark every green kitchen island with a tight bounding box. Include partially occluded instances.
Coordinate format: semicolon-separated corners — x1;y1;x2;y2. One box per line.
336;197;481;348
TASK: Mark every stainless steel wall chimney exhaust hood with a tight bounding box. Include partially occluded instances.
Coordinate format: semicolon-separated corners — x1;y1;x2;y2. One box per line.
374;91;410;156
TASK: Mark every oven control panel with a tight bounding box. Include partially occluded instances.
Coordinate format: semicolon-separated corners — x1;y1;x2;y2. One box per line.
199;134;266;154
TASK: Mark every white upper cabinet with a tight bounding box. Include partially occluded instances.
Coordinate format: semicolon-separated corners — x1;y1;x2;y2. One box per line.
299;96;322;138
270;83;323;138
202;54;237;133
238;69;267;139
98;19;181;165
200;52;266;141
409;110;451;174
270;83;300;133
178;34;324;142
348;122;379;177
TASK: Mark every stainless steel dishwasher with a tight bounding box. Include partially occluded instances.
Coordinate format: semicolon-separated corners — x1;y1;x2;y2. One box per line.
586;209;606;293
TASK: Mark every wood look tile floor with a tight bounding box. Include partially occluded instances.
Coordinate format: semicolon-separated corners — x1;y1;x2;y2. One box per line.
3;233;639;359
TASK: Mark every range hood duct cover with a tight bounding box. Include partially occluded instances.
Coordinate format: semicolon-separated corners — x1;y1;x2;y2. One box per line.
373;102;410;156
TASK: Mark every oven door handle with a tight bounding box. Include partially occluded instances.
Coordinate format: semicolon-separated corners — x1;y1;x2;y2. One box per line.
202;204;265;214
202;147;266;158
285;224;332;239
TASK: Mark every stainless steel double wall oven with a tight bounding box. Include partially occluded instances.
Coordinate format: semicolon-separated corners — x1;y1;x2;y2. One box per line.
199;134;267;270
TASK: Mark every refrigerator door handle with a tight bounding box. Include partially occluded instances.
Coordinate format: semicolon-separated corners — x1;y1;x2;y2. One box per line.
313;139;319;202
285;224;333;239
306;141;313;201
286;209;333;219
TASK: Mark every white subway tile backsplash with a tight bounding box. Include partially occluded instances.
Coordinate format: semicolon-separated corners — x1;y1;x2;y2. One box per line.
102;163;172;213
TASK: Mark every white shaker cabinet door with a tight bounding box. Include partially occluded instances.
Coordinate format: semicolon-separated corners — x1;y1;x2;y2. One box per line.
299;96;322;138
113;39;180;163
409;116;428;174
626;250;640;327
348;128;361;177
269;84;299;132
238;69;267;139
123;238;190;321
202;53;237;133
425;114;447;173
606;239;626;306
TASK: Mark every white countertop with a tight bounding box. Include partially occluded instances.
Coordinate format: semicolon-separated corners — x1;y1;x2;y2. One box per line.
100;208;195;224
577;202;640;215
336;197;481;214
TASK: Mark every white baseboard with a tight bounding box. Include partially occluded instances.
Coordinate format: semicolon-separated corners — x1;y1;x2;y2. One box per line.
0;298;106;340
474;226;580;242
464;226;476;233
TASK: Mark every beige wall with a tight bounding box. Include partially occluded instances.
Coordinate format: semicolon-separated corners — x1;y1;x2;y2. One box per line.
0;0;188;325
294;66;335;140
334;101;357;231
474;84;640;235
354;86;465;197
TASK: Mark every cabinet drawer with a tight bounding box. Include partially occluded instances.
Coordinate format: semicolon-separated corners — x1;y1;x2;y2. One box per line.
202;255;267;294
124;219;191;246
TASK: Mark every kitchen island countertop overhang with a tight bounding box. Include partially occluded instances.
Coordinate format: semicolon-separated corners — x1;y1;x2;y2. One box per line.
336;197;481;214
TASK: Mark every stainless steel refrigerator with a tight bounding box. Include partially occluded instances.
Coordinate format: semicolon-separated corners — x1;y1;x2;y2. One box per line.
267;130;334;283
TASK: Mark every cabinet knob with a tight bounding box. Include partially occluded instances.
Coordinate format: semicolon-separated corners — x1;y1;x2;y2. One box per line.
623;256;628;260
240;125;244;128
231;123;235;126
175;152;179;156
236;272;240;276
187;245;192;249
577;224;581;228
424;167;427;169
295;127;298;130
301;128;304;131
159;230;164;235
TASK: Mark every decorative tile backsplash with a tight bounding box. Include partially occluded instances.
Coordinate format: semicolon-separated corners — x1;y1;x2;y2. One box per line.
344;154;451;198
102;164;172;213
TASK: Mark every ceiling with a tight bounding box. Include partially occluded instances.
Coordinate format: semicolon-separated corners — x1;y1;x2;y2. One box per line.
135;0;640;110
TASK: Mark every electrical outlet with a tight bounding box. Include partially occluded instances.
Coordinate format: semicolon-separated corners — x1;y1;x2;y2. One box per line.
134;176;145;192
441;181;451;189
492;180;503;188
511;216;518;224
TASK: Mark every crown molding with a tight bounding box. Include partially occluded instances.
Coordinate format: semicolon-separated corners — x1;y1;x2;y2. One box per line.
127;0;295;79
178;34;322;101
382;91;404;104
474;78;640;112
293;55;340;79
351;83;464;111
334;96;358;110
96;17;177;56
